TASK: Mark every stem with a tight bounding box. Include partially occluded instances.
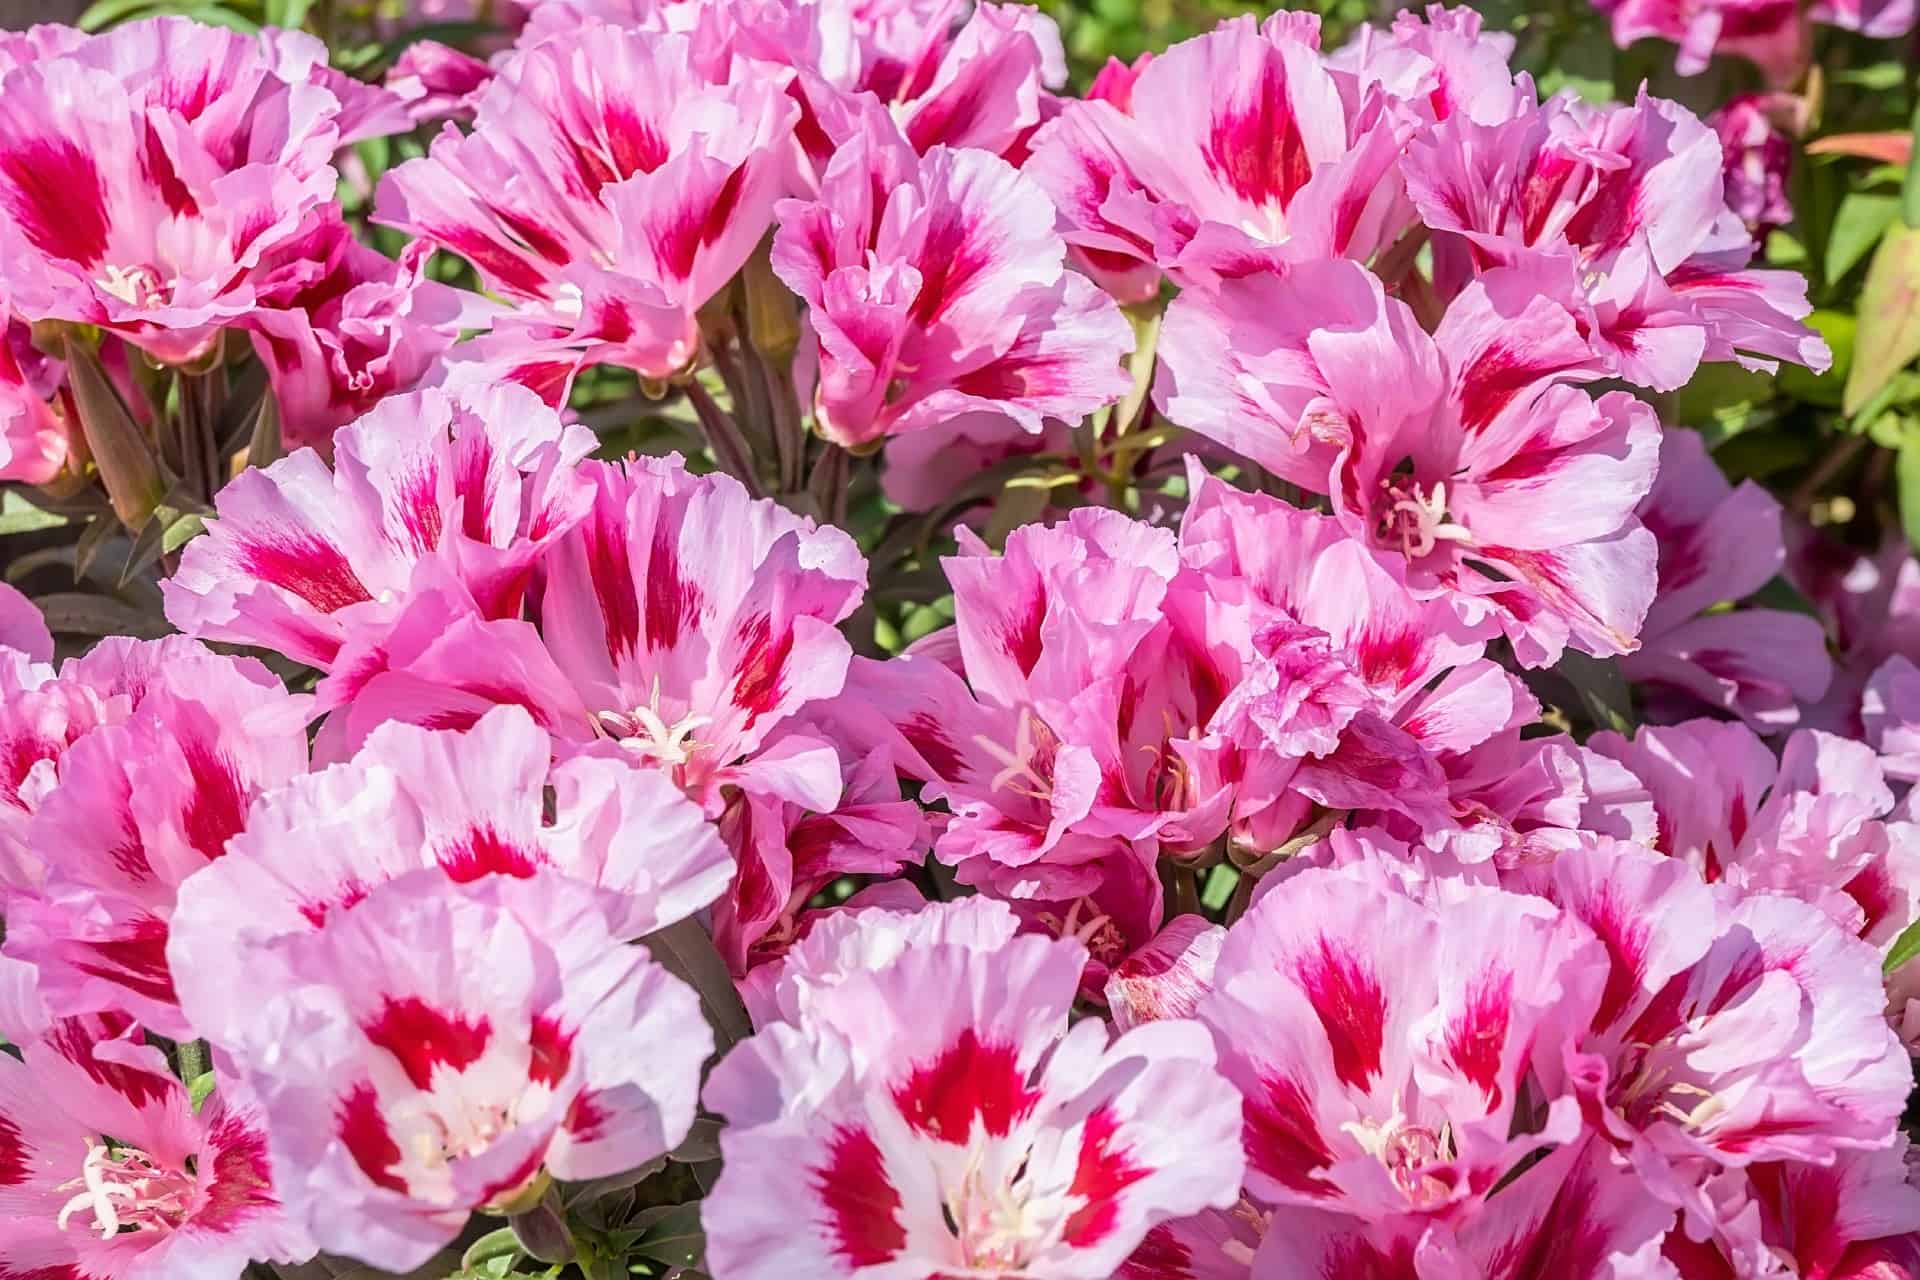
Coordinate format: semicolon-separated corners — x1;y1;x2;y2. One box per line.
683;379;764;496
176;1038;209;1083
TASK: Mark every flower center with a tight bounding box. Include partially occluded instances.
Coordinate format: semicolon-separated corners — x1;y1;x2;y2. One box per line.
1339;1097;1455;1208
596;677;711;769
95;264;170;309
973;707;1057;803
1376;476;1472;560
943;1140;1067;1272
56;1139;194;1239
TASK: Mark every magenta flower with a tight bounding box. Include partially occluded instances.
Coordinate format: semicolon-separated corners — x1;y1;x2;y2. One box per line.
330;453;868;817
702;901;1245;1277
1712;95;1796;244
0;18;400;365
1026;14;1414;289
1591;719;1917;950
1404;88;1830;388
243;210;492;453
376;21;797;381
1159;258;1662;665
1201;863;1606;1218
2;641;311;1040
1622;428;1833;729
1595;0;1807;81
0;1013;308;1280
1523;839;1912;1226
162;384;596;671
0;311;66;484
168;704;731;1049
214;871;709;1271
771;112;1131;448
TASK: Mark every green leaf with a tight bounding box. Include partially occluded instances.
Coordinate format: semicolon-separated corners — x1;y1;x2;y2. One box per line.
1889;918;1920;974
187;1070;217;1111
1845;223;1920;416
1824;193;1900;285
264;0;315;26
1778;310;1855;407
78;0;164;30
0;492;69;536
1557;649;1635;735
1897;431;1920;553
629;1203;705;1269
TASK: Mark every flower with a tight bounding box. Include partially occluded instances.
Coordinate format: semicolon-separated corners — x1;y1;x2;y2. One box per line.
1025;14;1415;290
1621;427;1833;729
0;310;66;484
0;1012;309;1280
702;899;1245;1277
1201;863;1606;1218
1403;88;1830;388
1;641;311;1039
167;704;731;1049
1712;95;1796;243
375;21;797;382
770;111;1131;448
216;871;709;1271
162;384;595;672
0;18;400;365
1157;258;1662;665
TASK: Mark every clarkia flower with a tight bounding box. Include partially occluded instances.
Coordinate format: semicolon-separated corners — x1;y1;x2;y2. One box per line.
702;899;1246;1277
1158;258;1662;665
162;384;595;672
376;21;797;385
215;871;710;1271
0;17;402;365
771;111;1131;449
0;310;66;484
0;1013;308;1280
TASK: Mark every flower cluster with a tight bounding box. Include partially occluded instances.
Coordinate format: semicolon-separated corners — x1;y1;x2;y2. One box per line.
0;3;1915;1280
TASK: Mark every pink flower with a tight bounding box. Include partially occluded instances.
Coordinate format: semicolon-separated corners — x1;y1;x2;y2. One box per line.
1201;863;1606;1218
329;453;868;817
1521;839;1912;1226
1712;94;1796;243
162;384;595;672
770;112;1131;448
0;1013;308;1279
1253;1137;1676;1277
375;21;797;381
243;211;492;453
712;736;928;977
1;642;311;1040
702;900;1245;1277
384;40;495;124
1105;915;1225;1032
0;580;50;664
168;704;731;1049
1590;719;1919;949
1158;258;1662;665
1622;428;1832;729
1665;1141;1920;1275
1432;729;1655;866
1328;4;1531;129
1404;89;1830;387
0;310;66;484
0;18;397;365
1594;0;1807;81
214;871;709;1271
1026;14;1415;290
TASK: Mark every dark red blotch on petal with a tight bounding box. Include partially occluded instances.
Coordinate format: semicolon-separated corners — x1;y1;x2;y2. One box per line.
814;1124;907;1267
1292;934;1388;1092
362;996;492;1090
338;1081;407;1193
892;1028;1039;1142
1062;1105;1149;1247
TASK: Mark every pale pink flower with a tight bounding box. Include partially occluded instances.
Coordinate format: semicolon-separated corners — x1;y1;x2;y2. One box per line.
162;384;595;671
2;643;311;1040
1404;88;1830;387
375;21;797;380
1253;1137;1676;1278
702;903;1244;1277
384;40;495;124
243;211;492;453
168;704;731;1050
1594;0;1807;81
0;311;66;484
0;18;400;365
218;871;708;1271
328;453;868;818
1521;839;1912;1227
0;1012;308;1280
1664;1141;1920;1275
1431;729;1655;866
1105;915;1225;1032
1158;258;1662;665
771;112;1130;448
1591;719;1919;949
1328;4;1531;129
1622;428;1832;729
1026;14;1415;290
0;581;50;664
1201;864;1606;1219
1115;1206;1265;1279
